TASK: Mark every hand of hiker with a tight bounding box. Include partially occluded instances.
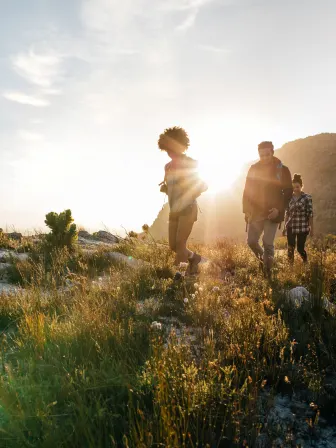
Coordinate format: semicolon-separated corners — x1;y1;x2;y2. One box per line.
268;208;279;220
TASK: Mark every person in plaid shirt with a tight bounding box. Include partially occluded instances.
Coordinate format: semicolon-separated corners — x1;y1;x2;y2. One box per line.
284;173;314;263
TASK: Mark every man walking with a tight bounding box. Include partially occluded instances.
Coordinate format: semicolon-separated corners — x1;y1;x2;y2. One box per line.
243;141;293;278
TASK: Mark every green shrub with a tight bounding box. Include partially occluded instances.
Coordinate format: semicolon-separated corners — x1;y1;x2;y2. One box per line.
44;209;78;252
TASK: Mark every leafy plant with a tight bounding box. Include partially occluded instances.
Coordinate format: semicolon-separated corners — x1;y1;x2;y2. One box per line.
44;209;78;252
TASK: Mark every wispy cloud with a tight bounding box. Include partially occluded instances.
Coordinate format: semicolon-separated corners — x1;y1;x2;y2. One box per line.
176;9;198;32
42;88;62;96
199;44;230;53
3;91;50;107
160;0;213;12
18;130;44;142
82;0;215;37
12;48;63;88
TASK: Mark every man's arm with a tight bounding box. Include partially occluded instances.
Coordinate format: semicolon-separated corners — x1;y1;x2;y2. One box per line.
243;167;254;216
282;166;293;209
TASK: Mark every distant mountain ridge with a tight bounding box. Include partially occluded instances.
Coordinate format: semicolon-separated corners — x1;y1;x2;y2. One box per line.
149;133;336;242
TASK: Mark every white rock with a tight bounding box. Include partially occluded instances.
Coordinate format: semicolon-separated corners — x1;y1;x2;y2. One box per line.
287;287;336;314
0;250;29;262
0;282;21;295
287;287;311;307
0;263;11;272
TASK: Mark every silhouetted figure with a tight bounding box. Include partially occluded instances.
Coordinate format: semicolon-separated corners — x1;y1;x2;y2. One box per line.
158;126;207;275
283;173;314;263
243;141;292;278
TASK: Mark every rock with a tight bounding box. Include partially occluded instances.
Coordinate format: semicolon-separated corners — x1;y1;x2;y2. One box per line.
0;282;21;295
0;250;29;263
78;237;105;246
78;230;94;240
5;232;22;241
0;263;11;272
0;249;10;262
285;286;336;315
77;231;120;247
95;231;119;244
322;296;336;315
287;286;311;307
267;395;295;435
255;433;271;448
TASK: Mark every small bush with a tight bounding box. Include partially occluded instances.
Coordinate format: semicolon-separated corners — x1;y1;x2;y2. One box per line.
44;209;78;252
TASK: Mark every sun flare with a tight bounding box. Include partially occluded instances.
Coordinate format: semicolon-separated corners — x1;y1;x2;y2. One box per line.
198;158;243;193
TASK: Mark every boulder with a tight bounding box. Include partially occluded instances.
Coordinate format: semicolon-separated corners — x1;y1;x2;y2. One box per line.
95;231;119;244
287;286;310;307
286;286;336;315
78;230;95;240
5;232;22;241
0;250;10;263
0;250;29;263
0;282;21;295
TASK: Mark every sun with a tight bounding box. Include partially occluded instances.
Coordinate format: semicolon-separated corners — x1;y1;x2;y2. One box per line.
197;157;243;194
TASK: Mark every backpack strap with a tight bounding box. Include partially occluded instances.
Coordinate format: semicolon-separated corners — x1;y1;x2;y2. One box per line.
276;162;283;181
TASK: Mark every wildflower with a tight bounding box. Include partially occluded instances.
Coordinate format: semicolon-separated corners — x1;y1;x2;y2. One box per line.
151;321;162;330
194;283;199;289
198;286;204;292
223;310;230;319
191;294;196;299
116;286;121;291
98;277;103;282
184;298;189;304
179;262;188;272
212;286;220;292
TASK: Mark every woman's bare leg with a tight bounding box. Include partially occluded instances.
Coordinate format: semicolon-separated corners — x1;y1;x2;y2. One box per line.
175;215;194;265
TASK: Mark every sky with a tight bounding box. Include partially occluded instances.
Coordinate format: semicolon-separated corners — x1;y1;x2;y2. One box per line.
1;0;336;234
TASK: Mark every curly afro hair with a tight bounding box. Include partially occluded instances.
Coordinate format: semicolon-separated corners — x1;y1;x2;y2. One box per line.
158;126;190;153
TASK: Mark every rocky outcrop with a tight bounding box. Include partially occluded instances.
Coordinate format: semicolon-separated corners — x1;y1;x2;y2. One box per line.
77;230;120;246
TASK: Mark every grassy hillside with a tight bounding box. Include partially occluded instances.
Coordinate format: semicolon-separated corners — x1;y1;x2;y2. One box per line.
150;133;336;242
0;234;336;446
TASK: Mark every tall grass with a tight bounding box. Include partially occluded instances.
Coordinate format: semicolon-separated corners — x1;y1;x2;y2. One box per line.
0;237;335;446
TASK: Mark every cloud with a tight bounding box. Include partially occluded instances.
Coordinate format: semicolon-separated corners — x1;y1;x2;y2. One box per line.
18;130;44;142
199;44;230;53
2;91;50;107
176;9;198;32
43;88;62;95
82;0;215;37
12;48;63;88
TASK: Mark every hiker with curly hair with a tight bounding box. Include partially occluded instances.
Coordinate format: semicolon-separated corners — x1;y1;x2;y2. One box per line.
158;126;208;275
283;173;314;263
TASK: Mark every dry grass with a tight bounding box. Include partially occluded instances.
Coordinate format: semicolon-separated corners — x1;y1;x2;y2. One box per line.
0;237;335;447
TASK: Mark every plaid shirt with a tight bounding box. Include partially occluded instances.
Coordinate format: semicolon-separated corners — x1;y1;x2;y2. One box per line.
285;193;313;234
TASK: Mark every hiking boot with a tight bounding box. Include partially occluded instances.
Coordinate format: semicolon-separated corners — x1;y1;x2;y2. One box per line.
188;253;202;275
173;272;182;282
